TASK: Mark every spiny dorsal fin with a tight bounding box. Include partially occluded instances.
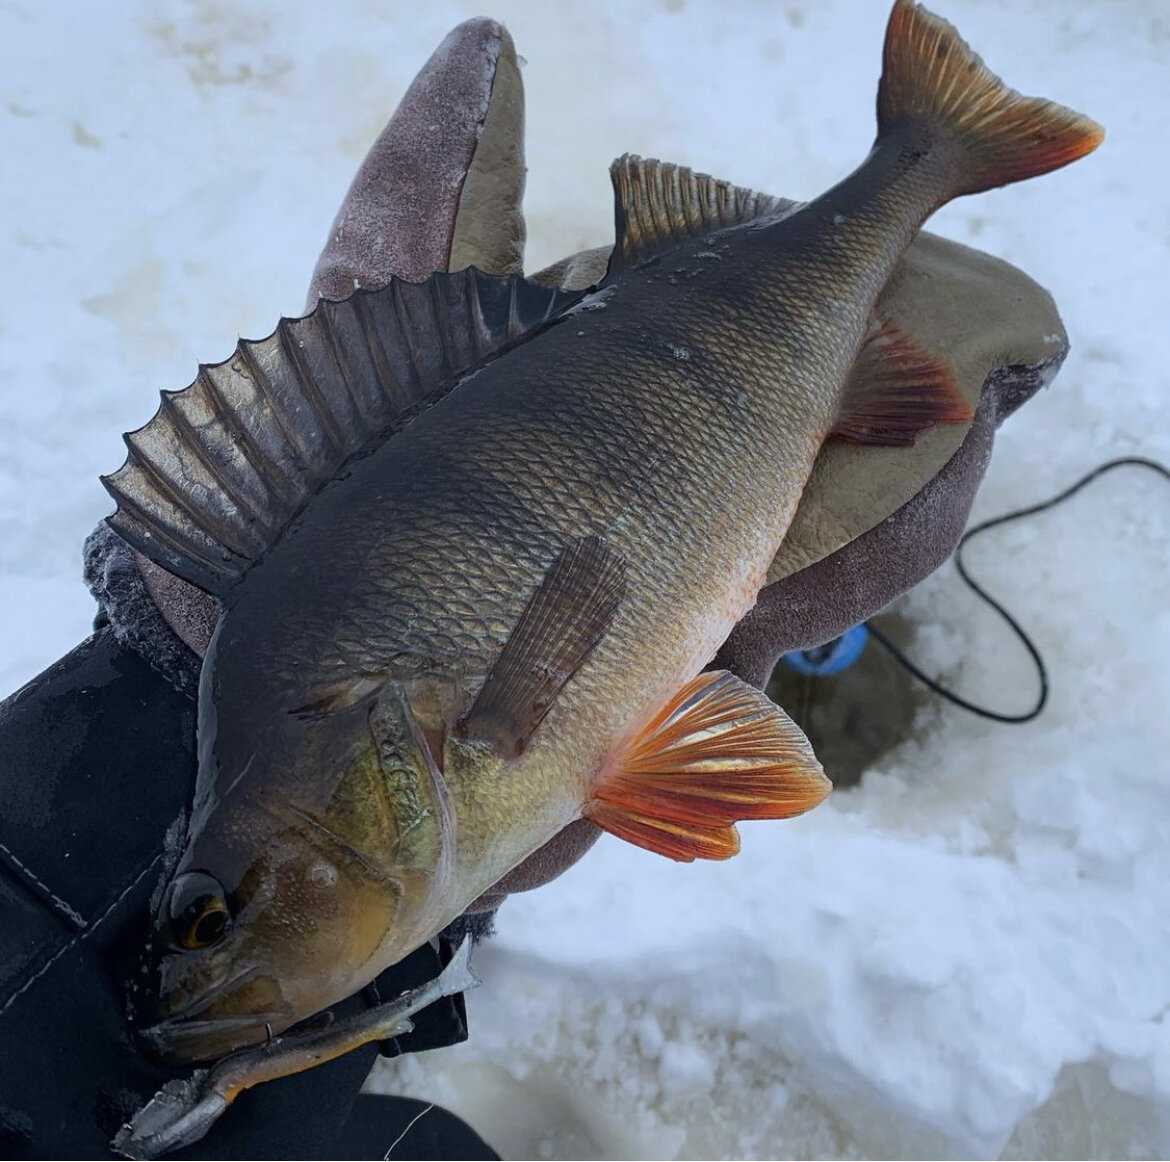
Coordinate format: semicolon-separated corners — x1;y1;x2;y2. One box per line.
456;536;627;759
102;269;580;595
609;154;794;273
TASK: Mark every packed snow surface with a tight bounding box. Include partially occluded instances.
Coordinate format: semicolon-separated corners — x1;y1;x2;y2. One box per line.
2;1;1168;1158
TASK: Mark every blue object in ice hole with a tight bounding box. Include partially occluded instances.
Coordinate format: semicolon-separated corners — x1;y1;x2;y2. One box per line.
781;624;869;676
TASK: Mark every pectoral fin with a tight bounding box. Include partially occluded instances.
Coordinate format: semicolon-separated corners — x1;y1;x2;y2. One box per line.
457;536;627;759
584;671;831;862
831;319;973;446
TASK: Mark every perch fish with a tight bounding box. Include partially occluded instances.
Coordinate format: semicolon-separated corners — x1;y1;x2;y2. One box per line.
103;0;1102;1064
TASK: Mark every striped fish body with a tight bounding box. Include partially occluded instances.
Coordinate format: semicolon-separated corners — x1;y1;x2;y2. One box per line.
111;1;1100;1065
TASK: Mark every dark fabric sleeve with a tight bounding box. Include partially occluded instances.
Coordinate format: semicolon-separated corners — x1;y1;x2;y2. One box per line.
0;630;467;1160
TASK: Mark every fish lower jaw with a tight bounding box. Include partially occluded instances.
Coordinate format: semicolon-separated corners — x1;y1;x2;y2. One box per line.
138;1011;290;1065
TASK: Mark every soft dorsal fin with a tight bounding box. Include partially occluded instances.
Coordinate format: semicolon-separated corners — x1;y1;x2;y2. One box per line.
609;154;794;272
102;269;580;595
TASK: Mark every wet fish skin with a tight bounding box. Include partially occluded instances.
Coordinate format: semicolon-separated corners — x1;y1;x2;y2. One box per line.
145;234;838;1060
209;260;834;850
134;0;1102;1062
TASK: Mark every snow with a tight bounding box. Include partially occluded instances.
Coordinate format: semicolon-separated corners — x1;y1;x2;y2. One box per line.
2;0;1168;1158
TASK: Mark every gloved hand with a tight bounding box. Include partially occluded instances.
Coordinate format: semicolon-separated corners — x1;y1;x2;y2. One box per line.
1;20;530;1160
85;18;1065;923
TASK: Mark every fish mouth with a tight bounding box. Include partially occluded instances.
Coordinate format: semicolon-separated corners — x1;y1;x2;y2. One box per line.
140;1009;293;1064
140;965;294;1063
157;962;263;1023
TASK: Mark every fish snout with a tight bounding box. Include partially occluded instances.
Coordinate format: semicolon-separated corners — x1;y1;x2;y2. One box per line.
138;1011;279;1064
135;955;293;1064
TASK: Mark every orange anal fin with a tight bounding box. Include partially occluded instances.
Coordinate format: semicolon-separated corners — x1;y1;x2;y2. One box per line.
831;319;973;446
583;671;831;862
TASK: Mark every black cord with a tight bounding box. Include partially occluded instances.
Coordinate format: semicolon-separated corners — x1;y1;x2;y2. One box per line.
867;457;1170;724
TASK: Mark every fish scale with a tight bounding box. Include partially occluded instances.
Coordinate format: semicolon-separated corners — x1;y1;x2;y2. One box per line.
107;0;1101;1070
210;245;866;899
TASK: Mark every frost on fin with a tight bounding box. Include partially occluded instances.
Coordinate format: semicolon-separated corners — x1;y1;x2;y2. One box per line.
831;318;973;446
583;671;831;862
102;270;579;595
609;154;794;273
457;536;627;759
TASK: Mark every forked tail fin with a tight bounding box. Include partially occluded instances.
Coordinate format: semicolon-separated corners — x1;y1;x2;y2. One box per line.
878;0;1103;197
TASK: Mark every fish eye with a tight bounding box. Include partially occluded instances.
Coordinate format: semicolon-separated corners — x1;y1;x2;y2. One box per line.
165;871;232;951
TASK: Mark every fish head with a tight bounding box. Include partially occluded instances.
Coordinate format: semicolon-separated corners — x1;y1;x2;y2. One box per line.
138;679;457;1063
137;830;401;1064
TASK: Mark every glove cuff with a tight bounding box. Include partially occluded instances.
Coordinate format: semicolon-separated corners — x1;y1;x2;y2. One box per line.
83;525;202;698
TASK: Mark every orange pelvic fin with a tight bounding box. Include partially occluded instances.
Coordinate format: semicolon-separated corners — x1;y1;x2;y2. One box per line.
831;319;972;446
583;671;831;862
879;0;1103;197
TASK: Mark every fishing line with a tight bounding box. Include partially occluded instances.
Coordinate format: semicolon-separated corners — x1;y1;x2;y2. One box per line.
866;456;1170;724
383;1103;435;1160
